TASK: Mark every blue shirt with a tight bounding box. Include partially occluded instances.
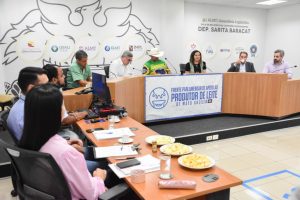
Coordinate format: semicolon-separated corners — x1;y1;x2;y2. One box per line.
7;95;25;141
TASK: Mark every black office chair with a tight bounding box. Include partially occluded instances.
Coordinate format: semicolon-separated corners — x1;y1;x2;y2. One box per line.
0;109;18;144
180;64;186;75
1;139;72;200
61;67;71;91
0;140;129;200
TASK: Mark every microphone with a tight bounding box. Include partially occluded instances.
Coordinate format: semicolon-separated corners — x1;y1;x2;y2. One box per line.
109;71;117;78
164;57;178;74
132;67;142;73
205;67;213;73
271;65;297;73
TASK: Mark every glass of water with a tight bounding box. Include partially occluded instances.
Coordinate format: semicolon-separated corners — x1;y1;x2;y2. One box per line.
107;115;115;130
159;155;173;179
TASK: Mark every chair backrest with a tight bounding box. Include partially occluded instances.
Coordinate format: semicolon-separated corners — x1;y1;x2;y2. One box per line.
0;140;72;200
179;64;186;75
0;109;19;144
61;67;70;91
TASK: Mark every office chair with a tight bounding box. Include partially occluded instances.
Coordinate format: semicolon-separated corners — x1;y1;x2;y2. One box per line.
1;139;72;200
0;140;129;200
179;64;186;75
0;109;18;144
0;109;19;197
61;67;71;91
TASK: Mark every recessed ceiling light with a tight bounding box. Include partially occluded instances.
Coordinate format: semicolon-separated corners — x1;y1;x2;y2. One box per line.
256;0;287;5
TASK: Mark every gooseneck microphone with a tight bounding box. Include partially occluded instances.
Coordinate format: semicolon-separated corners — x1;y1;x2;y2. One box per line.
109;71;117;78
164;57;178;74
271;65;297;73
205;67;213;73
132;67;142;73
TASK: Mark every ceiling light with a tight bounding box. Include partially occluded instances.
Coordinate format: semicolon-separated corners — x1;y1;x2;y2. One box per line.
256;0;287;5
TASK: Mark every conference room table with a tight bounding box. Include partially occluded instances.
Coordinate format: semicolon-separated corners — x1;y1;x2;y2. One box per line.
63;87;93;112
76;117;242;200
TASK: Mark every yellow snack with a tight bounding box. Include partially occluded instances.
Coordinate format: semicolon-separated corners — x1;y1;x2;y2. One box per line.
162;143;191;155
155;136;173;145
181;153;211;168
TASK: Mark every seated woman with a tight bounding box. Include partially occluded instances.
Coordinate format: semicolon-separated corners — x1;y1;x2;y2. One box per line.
185;50;207;73
19;84;107;200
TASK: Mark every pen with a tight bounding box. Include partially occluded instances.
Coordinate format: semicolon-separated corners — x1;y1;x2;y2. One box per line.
115;157;137;160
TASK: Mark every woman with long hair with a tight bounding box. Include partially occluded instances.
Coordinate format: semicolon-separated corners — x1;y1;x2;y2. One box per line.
19;83;107;200
185;50;207;73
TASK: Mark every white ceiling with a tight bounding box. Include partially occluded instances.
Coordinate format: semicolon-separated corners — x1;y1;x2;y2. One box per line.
185;0;300;9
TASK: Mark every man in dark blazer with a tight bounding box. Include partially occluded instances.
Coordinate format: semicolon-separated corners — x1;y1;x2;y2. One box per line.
227;51;256;72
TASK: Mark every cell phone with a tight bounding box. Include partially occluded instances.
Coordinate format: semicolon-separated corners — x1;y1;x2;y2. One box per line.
86;128;104;133
90;119;100;123
116;159;141;169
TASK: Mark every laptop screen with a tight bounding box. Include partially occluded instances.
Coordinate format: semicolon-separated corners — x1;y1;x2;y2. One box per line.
92;72;112;106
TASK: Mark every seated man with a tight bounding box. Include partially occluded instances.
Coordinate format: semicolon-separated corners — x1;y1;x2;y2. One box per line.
7;67;49;141
110;51;140;78
143;48;170;75
227;51;255;72
66;50;92;88
43;64;88;125
263;49;292;79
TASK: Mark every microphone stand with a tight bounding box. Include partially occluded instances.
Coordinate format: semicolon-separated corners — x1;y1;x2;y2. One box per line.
270;65;297;73
164;57;178;74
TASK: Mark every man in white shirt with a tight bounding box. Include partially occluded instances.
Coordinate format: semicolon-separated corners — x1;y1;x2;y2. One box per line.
110;51;140;78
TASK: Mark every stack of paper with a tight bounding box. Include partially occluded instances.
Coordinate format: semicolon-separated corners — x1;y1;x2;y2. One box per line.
109;154;160;178
93;145;138;158
92;127;135;140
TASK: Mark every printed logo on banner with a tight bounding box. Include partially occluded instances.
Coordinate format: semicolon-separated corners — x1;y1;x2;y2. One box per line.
51;45;59;52
27;41;35;47
149;87;169;109
190;43;197;50
128;45;143;52
17;32;45;61
250;44;258;57
76;36;100;59
202;43;216;59
104;45;120;52
104;45;110;51
235;47;245;55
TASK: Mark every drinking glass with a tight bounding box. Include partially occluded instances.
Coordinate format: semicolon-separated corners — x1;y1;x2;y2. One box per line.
159;155;173;179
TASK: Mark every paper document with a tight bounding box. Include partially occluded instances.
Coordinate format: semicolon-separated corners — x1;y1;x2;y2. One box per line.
92;127;135;140
109;154;160;178
93;145;138;159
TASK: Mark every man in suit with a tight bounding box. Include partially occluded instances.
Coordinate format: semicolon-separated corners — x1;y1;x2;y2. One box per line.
227;51;256;72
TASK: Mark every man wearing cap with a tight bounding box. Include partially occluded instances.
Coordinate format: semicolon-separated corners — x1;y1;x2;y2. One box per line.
143;48;170;75
110;51;140;78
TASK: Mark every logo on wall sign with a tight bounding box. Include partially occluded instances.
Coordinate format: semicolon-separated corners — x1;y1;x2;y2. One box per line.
51;45;59;52
191;43;197;50
206;46;214;55
104;45;120;52
149;87;169;109
27;41;35;47
250;45;257;57
104;45;111;51
129;45;143;52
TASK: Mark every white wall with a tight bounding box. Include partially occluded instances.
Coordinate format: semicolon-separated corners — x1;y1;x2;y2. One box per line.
0;0;162;94
0;54;3;93
1;1;300;94
160;0;185;73
184;3;267;73
264;5;300;79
